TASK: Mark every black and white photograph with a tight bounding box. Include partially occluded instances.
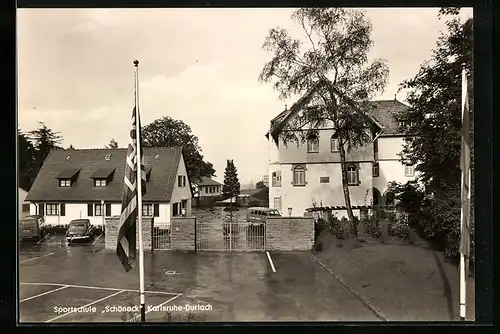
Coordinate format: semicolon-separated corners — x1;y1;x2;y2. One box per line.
17;7;475;323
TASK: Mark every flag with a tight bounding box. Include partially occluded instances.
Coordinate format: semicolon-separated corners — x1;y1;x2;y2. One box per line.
116;106;147;272
459;68;471;258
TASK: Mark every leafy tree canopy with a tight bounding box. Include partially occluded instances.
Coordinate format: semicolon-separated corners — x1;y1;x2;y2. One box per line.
256;180;266;189
106;138;119;149
142;116;215;185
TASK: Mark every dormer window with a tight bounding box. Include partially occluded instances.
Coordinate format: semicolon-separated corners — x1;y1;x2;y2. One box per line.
56;168;81;187
94;179;107;187
91;167;115;187
59;179;71;187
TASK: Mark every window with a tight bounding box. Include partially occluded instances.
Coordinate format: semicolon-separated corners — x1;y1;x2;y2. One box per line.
94;204;104;216
59;179;71;187
405;165;415;177
22;203;30;212
273;197;282;211
320;177;330;183
347;165;359;185
94;179;107;187
372;163;379;177
172;202;180;217
46;204;59;216
142;204;153;217
293;165;306;186
330;135;339;152
178;175;186;187
307;137;319;153
272;171;282;187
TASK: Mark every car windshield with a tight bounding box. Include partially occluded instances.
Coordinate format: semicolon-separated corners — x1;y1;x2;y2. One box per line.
20;219;37;226
70;222;87;227
267;210;280;216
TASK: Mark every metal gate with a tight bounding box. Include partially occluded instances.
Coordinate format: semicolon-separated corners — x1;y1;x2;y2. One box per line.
196;221;265;251
152;223;171;250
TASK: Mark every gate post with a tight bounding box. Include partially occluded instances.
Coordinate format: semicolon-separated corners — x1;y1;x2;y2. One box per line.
194;217;197;252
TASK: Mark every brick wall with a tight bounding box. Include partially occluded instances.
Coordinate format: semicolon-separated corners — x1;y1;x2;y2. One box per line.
171;217;196;251
104;216;153;251
265;217;314;251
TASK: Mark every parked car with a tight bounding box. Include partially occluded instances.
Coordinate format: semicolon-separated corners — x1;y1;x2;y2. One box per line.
66;219;95;243
246;207;281;225
19;215;46;241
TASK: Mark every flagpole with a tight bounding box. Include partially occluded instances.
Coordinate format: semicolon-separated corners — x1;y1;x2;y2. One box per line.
133;59;146;322
459;63;466;321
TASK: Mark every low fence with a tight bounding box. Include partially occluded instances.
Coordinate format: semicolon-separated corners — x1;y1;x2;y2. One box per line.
196;221;265;251
104;216;196;252
104;216;314;253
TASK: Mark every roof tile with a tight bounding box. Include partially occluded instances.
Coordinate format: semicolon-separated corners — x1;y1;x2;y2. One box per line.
26;147;183;203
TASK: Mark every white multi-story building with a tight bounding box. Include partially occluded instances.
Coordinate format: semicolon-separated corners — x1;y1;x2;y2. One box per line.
26;147;193;227
266;99;418;218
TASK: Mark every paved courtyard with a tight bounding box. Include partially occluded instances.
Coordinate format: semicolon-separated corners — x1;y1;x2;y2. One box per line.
19;235;382;322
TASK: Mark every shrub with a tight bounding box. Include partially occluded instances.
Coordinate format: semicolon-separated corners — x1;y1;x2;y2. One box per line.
314;218;326;243
390;214;410;240
325;212;338;233
364;213;381;238
336;217;347;239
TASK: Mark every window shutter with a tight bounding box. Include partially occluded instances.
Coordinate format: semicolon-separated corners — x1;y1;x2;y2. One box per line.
60;204;66;216
154;204;159;217
105;203;111;217
39;203;44;216
88;203;94;216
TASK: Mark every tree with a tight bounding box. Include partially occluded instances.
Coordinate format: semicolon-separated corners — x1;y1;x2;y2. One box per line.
18;129;36;190
256;181;266;189
142;116;215;185
223;160;240;199
397;11;473;258
105;138;119;149
259;8;389;221
28;122;63;179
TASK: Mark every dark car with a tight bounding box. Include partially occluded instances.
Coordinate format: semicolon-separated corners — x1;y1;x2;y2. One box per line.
66;219;95;243
19;215;46;241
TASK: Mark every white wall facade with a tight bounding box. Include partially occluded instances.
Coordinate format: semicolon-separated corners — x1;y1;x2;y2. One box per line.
199;185;221;197
170;154;193;217
30;202;171;227
19;188;29;218
269;162;373;218
268;131;420;216
374;136;419;195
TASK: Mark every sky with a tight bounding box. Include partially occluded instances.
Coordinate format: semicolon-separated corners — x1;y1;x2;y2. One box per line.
17;7;472;187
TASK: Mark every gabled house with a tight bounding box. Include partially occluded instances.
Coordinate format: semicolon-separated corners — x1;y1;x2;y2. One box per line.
25;147;193;227
18;187;30;218
194;177;222;198
266;98;419;218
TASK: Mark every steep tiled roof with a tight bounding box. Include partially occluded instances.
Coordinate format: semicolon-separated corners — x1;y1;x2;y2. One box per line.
267;99;408;137
26;147;184;202
198;177;222;186
367;100;409;136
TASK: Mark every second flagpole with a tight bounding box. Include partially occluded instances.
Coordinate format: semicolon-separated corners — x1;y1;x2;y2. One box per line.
133;59;146;322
